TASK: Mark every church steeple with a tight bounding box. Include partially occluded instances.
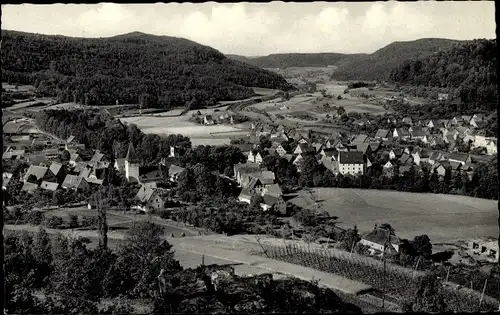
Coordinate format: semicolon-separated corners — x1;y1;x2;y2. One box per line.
126;142;139;163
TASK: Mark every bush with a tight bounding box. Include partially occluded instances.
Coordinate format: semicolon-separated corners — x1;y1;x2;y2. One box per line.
68;214;79;228
81;215;98;228
43;216;64;229
26;211;44;225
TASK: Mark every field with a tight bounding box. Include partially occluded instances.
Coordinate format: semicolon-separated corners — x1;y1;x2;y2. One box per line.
119;105;250;146
310;188;497;243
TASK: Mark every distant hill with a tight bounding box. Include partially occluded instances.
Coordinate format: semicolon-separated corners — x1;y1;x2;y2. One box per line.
330;38;463;81
228;53;366;69
1;30;293;110
389;39;497;110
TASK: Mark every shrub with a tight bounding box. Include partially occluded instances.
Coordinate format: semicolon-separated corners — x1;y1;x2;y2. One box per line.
81;215;98;228
68;214;79;228
43;216;64;229
26;210;44;225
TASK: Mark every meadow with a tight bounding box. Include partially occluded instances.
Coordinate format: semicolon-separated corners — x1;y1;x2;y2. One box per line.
310;188;497;243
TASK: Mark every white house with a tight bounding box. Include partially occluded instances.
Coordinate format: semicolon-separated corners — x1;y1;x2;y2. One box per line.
338;151;365;176
486;139;497;155
359;228;402;256
247;151;263;165
136;185;164;212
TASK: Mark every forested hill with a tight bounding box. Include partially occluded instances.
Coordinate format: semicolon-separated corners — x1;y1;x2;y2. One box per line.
389;39;497;110
227;53;366;69
329;38;462;81
1;30;293;109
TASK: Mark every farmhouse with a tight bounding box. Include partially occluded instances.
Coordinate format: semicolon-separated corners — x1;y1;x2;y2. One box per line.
260;194;286;214
2;147;26;160
168;165;186;183
23;165;53;183
359;228;402;255
61;175;89;191
247;150;263;164
203;115;215;125
338;151;364;176
2;172;13;190
136;185;164;212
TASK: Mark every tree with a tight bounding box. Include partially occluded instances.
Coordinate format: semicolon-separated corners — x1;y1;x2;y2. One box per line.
379;223;395;235
60;150;70;162
250;194;264;211
412;235;432;259
410;273;447;312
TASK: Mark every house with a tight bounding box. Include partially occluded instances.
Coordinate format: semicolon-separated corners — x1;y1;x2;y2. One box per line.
44;148;61;160
40;181;59;192
259;183;283;198
486;139;497;155
260;194;286;214
352;134;369;145
62;175;89;191
138;167;164;186
467;238;499;263
474;135;490;148
247;150;263;165
383;161;394;169
321;158;339;174
270;142;287;157
399;154;413;164
471;118;488;129
320;147;339;161
293;143;313;155
437;93;449;101
411;148;430;165
69;153;82;166
238;188;253;204
355;143;372;156
168;165;186;182
448;153;471;165
2;148;26;161
369;141;381;152
430;136;445;147
292;154;304;171
427;120;438;129
311;142;324;154
402;117;413;125
443;134;456;144
433;161;451;177
89;150;110;165
49;162;67;184
428;151;445;165
389;148;403;160
375;129;390;141
393;128;410;140
2;172;13;190
21;182;39;194
338;151;365;176
73;161;89;175
114;158;126;173
136;186;164;212
399;165;412;175
359;228;402;255
204;115;215;125
23;165;53;184
233;163;261;185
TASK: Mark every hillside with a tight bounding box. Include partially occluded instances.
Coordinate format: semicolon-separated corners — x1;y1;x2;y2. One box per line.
228;53;366;69
389;39;497;110
1;30;293;109
330;38;462;81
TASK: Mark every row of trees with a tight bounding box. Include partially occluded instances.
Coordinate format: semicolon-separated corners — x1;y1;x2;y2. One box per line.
2;30;293;110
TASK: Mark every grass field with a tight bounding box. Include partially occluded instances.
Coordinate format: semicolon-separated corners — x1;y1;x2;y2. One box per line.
310;188;497;243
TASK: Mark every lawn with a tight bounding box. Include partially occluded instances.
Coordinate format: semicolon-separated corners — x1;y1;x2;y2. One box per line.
310;188;497;243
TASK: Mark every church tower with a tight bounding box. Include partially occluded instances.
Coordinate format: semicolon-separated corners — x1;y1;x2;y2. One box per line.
125;142;140;183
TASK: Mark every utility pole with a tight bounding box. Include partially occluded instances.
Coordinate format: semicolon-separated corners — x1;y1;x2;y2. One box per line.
382;229;390;310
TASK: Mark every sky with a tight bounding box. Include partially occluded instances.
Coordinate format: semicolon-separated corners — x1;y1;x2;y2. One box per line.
2;2;495;56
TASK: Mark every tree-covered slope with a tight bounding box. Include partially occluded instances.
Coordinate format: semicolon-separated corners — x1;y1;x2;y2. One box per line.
1;30;293;109
389;39;497;109
330;38;461;81
228;53;366;69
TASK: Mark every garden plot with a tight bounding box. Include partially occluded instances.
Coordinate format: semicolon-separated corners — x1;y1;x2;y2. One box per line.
311;188;497;243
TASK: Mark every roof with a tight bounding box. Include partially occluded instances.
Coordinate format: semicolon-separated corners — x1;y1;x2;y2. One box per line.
353;134;369;144
399;165;412;174
369;141;381;151
86;177;104;185
62;175;85;189
266;183;283;197
40;181;59;191
26;154;49;166
70;153;80;162
449;152;470;163
322;147;338;157
3;122;20;134
356;143;371;154
168;164;185;176
235;143;255;153
261;194;282;207
90;150;107;164
136;185;157;203
21;182;38;193
3;172;13;187
49;162;63;176
238;188;253;200
234;162;260;172
322;159;339;173
399;154;412;164
140;168;163;183
288;193;317;210
375;129;390;138
24;165;48;182
125;143;138;162
363;228;401;246
66;135;76;143
395;128;410;137
79;166;92;178
449;161;462;171
390;148;403;156
339;151;364;164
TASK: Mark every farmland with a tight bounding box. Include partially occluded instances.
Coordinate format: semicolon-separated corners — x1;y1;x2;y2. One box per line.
309;188;497;243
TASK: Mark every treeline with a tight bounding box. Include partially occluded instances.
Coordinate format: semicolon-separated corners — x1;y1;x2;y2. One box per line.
389;39;497;110
230;53;361;68
2;30;293;110
36;109;191;163
5;223;362;314
331;38;460;81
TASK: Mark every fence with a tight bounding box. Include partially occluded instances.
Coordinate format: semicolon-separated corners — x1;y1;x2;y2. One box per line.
257;239;499;312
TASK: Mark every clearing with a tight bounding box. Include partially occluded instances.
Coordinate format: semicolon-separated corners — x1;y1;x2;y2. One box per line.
309;188;497;243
